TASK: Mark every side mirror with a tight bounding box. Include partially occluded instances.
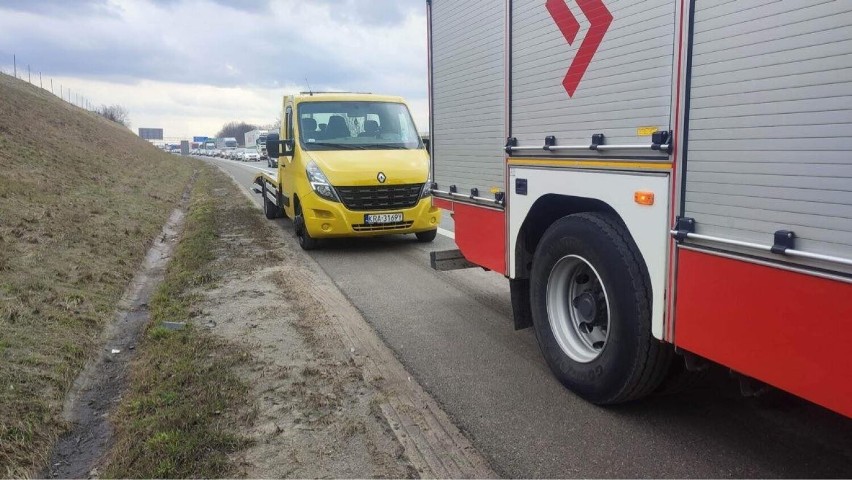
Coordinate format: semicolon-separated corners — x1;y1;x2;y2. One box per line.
267;133;281;159
422;138;430;153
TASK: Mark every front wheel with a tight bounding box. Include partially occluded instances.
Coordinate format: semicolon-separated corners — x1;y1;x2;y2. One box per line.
293;203;319;250
415;229;437;242
530;212;671;405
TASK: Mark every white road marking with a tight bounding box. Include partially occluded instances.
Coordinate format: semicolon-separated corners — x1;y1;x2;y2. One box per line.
437;228;455;239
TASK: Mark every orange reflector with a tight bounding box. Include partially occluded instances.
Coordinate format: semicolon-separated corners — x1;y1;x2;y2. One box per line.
634;191;655;206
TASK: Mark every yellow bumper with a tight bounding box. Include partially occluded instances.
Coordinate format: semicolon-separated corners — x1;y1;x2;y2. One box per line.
301;193;441;238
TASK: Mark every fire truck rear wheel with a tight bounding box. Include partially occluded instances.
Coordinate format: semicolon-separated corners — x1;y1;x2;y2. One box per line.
530;212;671;405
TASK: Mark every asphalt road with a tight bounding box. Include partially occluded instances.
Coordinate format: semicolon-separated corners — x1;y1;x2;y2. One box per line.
197;156;852;478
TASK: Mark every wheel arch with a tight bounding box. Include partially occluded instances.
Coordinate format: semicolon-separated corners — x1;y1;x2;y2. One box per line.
507;168;671;340
514;194;627;280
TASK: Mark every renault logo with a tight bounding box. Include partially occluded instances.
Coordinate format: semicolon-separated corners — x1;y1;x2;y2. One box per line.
377;172;387;183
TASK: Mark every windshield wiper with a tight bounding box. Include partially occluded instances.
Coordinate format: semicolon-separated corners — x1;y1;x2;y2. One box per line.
358;144;409;150
307;142;360;150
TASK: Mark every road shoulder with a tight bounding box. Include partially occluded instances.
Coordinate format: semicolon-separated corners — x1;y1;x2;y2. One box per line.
110;161;494;477
212;160;496;478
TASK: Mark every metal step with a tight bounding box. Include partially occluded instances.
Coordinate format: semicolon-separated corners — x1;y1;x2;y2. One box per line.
430;249;476;271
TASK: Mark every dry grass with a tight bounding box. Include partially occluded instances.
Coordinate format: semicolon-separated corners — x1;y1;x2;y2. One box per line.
102;168;252;478
0;73;197;476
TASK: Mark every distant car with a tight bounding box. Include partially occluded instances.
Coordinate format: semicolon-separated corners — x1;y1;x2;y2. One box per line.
243;150;260;162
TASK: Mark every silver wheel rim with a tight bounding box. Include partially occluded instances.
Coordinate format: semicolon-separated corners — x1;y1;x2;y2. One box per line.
546;255;611;363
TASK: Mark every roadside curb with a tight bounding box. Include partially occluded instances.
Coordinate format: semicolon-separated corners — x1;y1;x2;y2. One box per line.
214;161;496;478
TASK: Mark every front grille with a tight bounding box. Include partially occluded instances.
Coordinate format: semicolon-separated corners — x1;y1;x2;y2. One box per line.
352;221;414;232
336;184;422;211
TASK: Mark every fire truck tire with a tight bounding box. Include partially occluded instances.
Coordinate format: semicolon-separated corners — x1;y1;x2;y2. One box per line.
530;212;671;404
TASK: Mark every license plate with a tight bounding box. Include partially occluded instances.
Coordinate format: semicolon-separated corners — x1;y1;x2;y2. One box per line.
364;213;403;224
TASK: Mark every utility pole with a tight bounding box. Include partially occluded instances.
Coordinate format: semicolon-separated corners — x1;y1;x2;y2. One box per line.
39;72;42;88
27;65;31;83
13;54;16;78
50;78;53;94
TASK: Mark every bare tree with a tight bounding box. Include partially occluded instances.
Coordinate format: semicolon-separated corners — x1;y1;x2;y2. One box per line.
216;121;258;143
97;104;130;127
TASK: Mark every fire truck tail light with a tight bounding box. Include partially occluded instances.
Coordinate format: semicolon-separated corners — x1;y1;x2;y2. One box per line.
634;191;655;206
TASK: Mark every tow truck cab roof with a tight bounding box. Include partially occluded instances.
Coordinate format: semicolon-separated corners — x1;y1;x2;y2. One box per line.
289;93;406;105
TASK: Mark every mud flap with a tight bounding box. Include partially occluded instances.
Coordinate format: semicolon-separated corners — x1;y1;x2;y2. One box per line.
510;278;532;330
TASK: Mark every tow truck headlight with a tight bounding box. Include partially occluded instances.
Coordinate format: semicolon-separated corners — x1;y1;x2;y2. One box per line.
306;161;339;202
421;174;433;199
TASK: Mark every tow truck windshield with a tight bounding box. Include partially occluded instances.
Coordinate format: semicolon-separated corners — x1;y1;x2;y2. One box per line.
298;101;422;151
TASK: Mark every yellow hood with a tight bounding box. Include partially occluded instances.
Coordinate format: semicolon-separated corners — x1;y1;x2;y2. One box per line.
307;149;430;187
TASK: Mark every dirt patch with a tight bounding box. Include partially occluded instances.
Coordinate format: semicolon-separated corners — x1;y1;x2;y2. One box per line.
191;179;416;478
44;178;194;478
203;165;495;478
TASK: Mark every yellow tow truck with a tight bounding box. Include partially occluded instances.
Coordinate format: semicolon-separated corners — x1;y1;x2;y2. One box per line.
254;92;441;250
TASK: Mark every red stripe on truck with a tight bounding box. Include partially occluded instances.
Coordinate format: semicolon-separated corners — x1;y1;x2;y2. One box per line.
674;248;852;418
433;198;506;275
432;197;453;211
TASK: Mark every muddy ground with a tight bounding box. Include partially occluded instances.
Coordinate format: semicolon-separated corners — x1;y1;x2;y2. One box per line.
44;178;194;479
196;182;414;477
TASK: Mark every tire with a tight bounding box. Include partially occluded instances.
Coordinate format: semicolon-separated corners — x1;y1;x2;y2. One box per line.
262;184;280;220
415;229;437;242
293;202;319;250
530;212;671;405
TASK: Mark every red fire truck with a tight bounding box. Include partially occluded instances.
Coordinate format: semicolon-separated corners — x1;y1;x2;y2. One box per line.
427;0;852;417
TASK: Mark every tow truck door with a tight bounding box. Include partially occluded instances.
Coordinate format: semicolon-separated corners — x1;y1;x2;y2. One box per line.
280;103;296;216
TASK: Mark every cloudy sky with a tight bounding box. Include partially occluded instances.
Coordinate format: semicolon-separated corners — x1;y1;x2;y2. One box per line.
0;0;428;140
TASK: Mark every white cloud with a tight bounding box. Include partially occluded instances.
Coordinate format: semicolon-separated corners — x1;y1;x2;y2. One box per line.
0;0;428;138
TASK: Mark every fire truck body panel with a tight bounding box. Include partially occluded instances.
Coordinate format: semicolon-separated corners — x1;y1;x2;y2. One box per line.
510;0;676;157
429;0;506;198
682;0;852;274
670;0;852;418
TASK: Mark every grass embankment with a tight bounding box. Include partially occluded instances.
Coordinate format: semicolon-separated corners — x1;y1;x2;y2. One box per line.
102;166;252;478
0;73;197;476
